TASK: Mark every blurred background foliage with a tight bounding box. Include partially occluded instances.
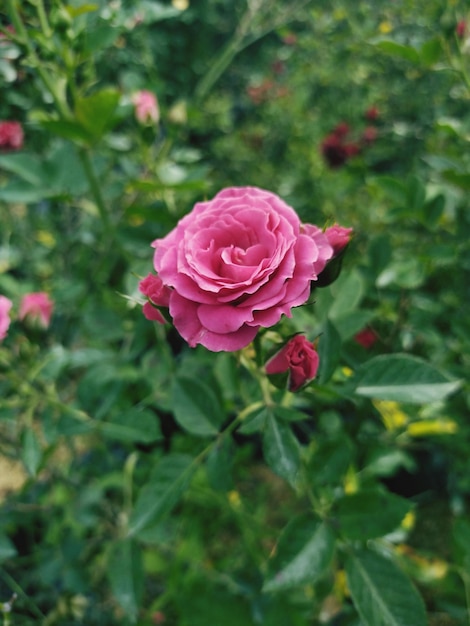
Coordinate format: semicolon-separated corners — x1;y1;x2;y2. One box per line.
0;0;470;624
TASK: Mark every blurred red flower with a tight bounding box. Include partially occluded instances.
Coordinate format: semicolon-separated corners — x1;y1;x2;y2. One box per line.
0;121;24;151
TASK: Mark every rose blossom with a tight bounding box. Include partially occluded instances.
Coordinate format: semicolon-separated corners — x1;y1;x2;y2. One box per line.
139;273;171;324
152;186;335;351
265;334;319;392
0;121;24;151
132;90;160;125
19;292;53;328
0;296;13;341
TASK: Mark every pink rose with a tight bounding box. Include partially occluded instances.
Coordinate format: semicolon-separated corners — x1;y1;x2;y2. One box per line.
265;334;319;392
324;224;353;255
0;296;13;341
139;273;171;324
0;121;24;151
132;90;160;125
19;292;53;328
152;186;333;351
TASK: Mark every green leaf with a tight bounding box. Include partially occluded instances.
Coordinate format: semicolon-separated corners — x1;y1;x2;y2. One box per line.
307;435;354;486
422;194;445;228
0;531;17;562
453;518;470;571
262;413;301;486
273;406;308;423
177;581;254;626
75;88;120;141
171;376;224;437
128;454;194;536
318;319;342;383
329;270;365;318
107;540;143;623
0;182;54;203
419;37;442;66
39;119;94;144
131;1;181;24
0;153;46;185
376;257;425;289
263;513;335;592
352;354;461;403
374;40;421;64
206;436;234;492
333;310;376;341
101;409;162;443
333;489;412;540
21;430;42;477
345;548;427;626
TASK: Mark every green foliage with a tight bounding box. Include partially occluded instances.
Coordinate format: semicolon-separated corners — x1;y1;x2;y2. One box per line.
0;0;469;624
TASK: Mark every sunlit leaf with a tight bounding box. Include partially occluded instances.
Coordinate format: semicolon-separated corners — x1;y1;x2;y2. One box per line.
263;513;335;592
346;548;427;626
352;354;461;404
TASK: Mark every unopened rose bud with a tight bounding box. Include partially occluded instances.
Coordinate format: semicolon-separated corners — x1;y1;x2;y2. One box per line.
19;292;53;329
139;273;171;324
324;224;353;256
265;334;319;392
354;327;378;349
132;90;160;125
0;121;24;151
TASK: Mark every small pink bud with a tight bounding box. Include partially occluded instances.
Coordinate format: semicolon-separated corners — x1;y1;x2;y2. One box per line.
139;273;170;324
266;334;319;392
19;292;53;329
132;90;160;125
324;224;353;255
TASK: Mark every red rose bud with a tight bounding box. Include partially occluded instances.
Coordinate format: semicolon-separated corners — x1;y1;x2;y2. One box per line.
139;273;171;324
265;334;319;392
365;106;379;121
0;121;24;151
456;20;466;39
354;327;378;349
19;292;53;329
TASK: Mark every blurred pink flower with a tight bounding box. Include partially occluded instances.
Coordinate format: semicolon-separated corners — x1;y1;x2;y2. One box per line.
456;20;467;39
0;296;13;341
0;121;24;151
139;273;170;324
19;292;53;328
266;334;320;392
362;126;378;144
132;90;160;124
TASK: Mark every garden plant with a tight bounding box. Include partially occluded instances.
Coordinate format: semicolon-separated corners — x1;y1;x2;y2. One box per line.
0;0;470;624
